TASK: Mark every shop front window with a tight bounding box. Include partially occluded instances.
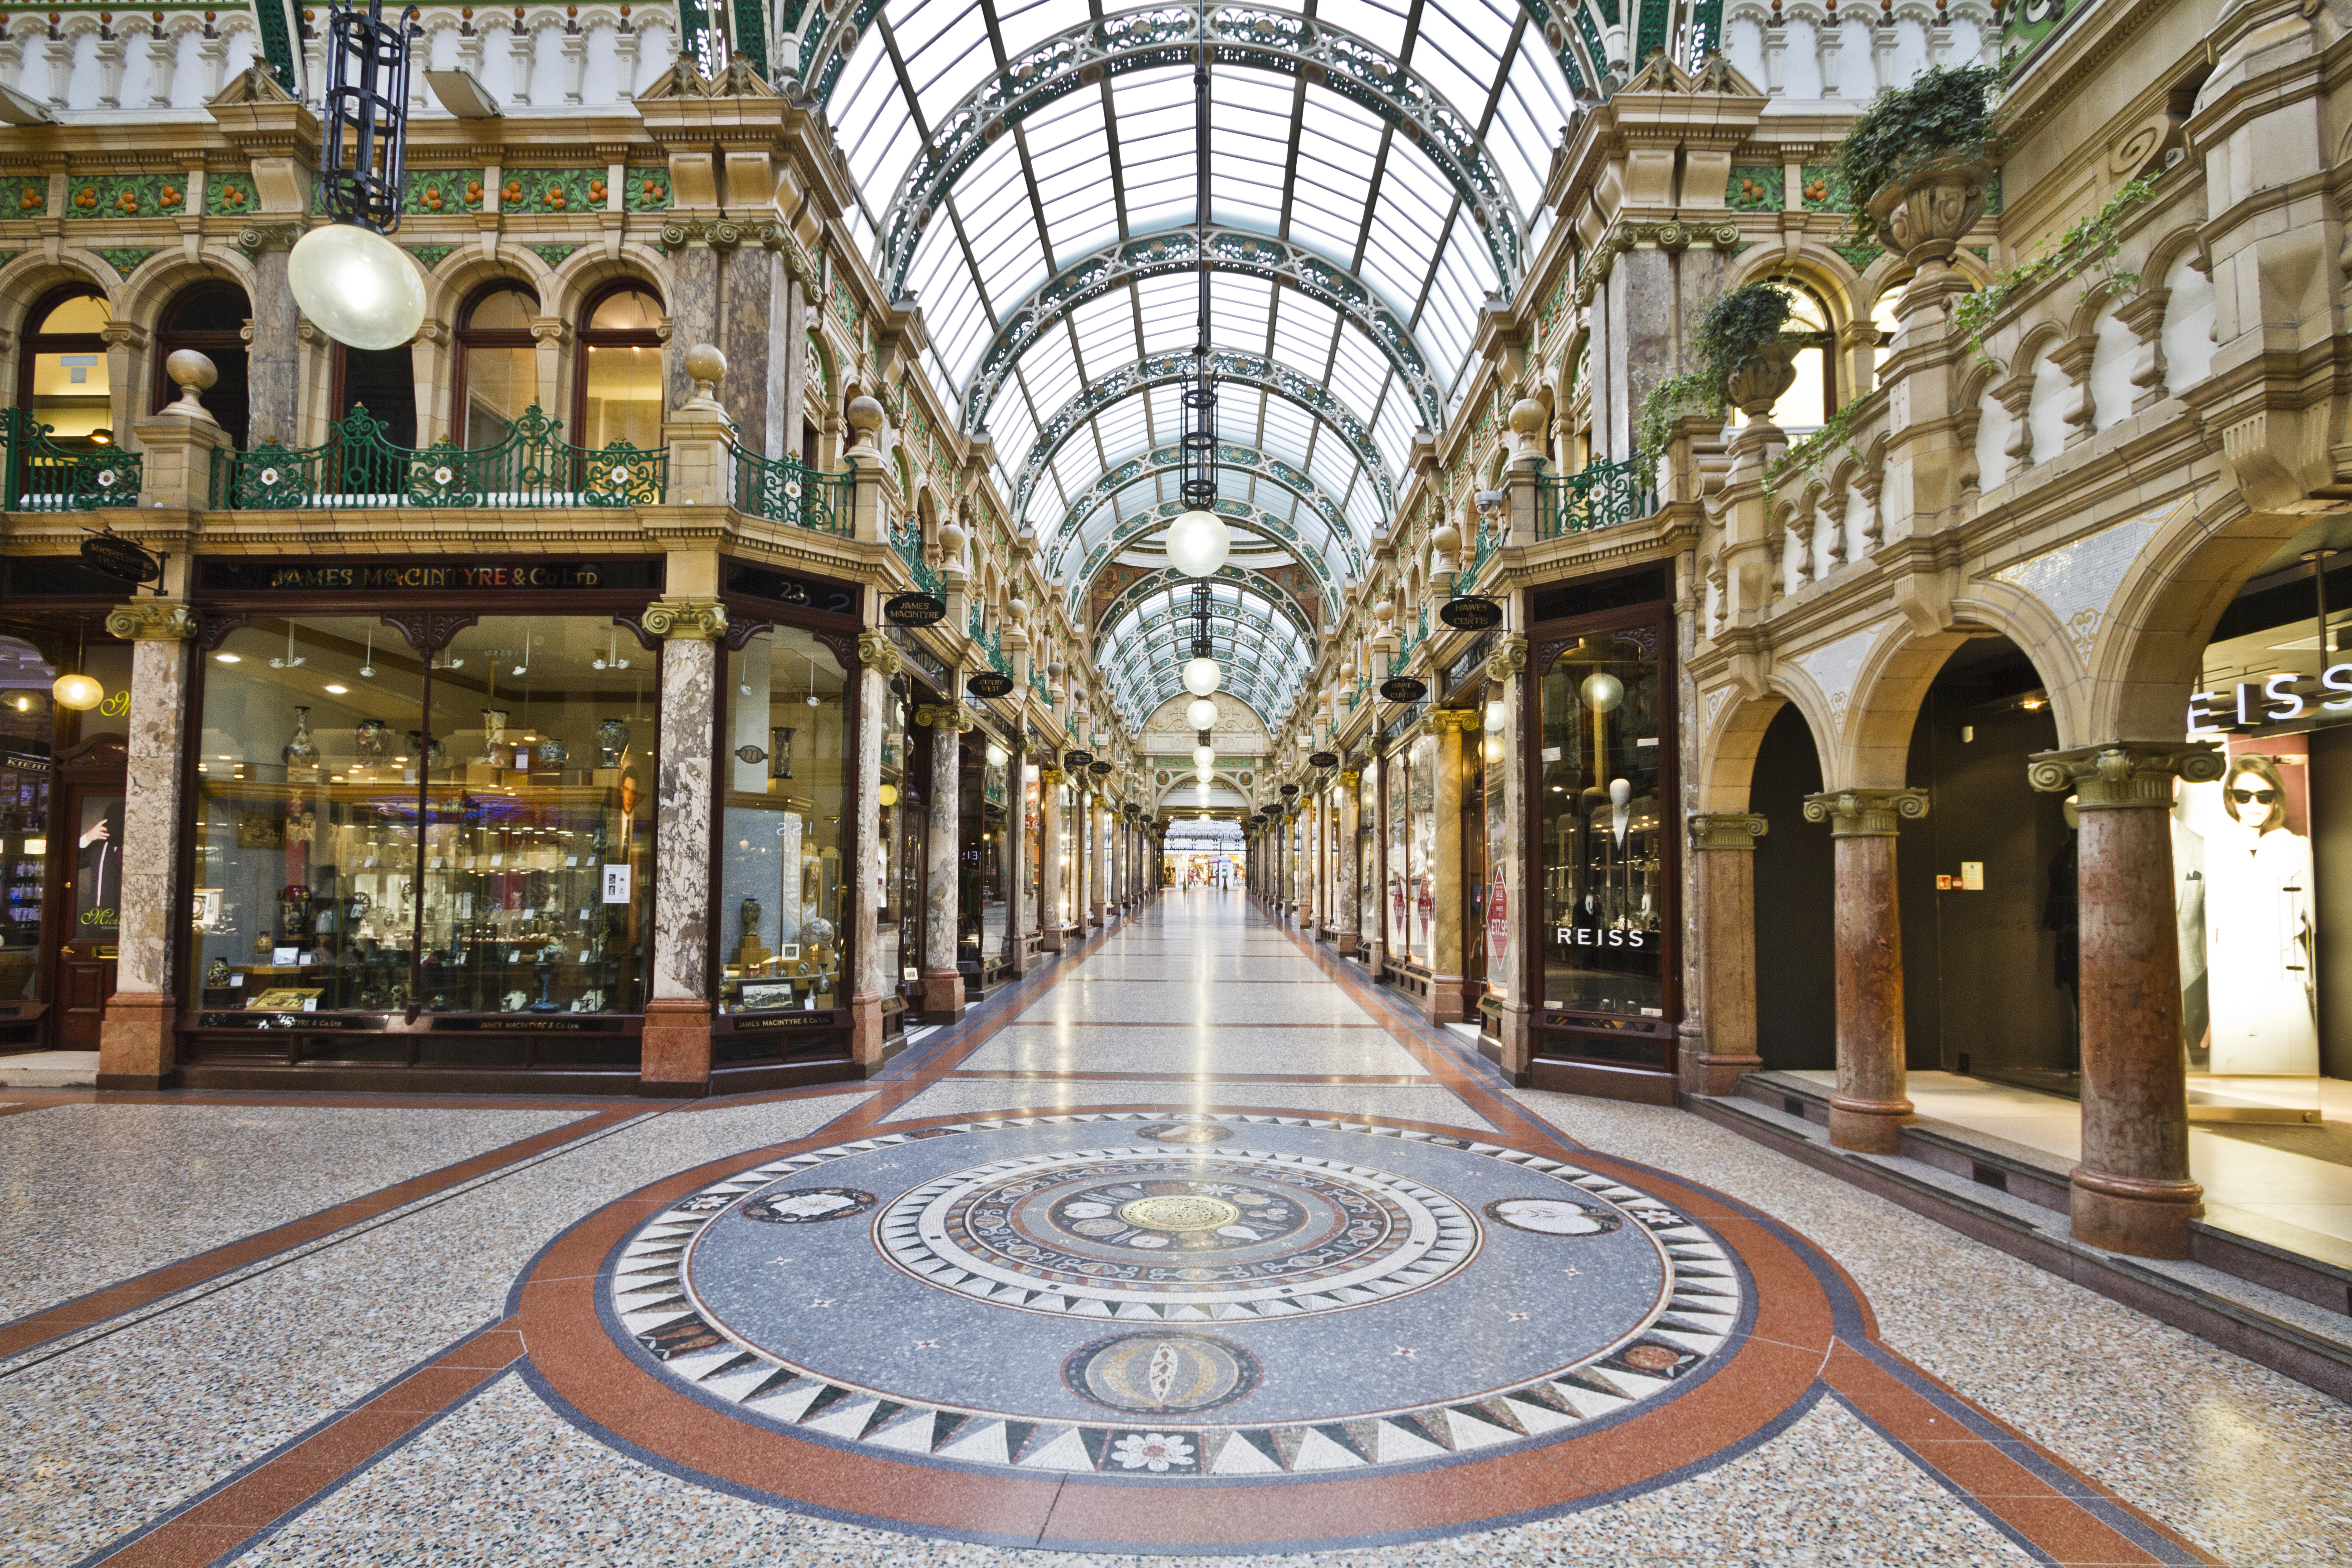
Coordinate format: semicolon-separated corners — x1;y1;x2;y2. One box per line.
876;684;908;998
1538;631;1666;1023
1023;764;1041;940
191;614;656;1019
1059;783;1077;926
575;284;664;451
1384;751;1408;957
719;625;847;1014
0;637;54;1012
1358;765;1377;949
1409;734;1436;958
454;284;539;447
20;288;112;441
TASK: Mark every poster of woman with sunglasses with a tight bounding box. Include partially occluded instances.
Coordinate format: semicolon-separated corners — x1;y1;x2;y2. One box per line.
2185;749;2319;1077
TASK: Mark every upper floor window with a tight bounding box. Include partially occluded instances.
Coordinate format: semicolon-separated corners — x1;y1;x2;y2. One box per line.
19;288;111;444
154;282;251;449
575;284;662;451
453;283;539;446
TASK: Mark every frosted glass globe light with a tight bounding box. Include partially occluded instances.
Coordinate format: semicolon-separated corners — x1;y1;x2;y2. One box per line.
1182;656;1221;696
1163;509;1231;578
51;672;103;711
1196;764;1214;782
287;225;427;353
1192;745;1215;768
1186;697;1219;730
1580;671;1624;714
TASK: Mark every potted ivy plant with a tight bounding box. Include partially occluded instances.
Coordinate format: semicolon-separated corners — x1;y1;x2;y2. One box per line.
1637;282;1815;466
1838;64;2001;267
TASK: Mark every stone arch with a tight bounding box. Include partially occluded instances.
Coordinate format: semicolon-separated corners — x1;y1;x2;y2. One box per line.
1842;594;2084;790
114;251;261;443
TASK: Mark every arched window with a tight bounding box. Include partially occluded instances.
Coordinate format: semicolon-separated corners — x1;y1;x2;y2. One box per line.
573;283;662;450
17;286;112;443
1760;278;1836;431
153;282;251;448
451;282;539;446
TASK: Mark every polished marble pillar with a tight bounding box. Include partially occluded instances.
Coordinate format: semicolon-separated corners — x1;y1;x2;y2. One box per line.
1801;789;1928;1152
917;702;967;1022
1484;635;1531;1076
1685;813;1769;1096
1004;738;1029;972
849;632;900;1071
1336;769;1362;956
641;597;728;1093
96;602;197;1088
1039;768;1066;951
1426;710;1478;1023
2030;743;2225;1258
245;227;301;444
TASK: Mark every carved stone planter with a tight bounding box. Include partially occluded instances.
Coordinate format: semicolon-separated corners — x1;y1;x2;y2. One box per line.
1724;340;1801;419
1867;157;1995;270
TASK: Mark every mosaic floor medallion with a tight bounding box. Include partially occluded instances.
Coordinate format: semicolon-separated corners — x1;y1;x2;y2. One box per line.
585;1114;1751;1487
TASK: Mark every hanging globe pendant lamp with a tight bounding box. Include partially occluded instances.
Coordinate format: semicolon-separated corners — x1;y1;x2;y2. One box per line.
289;0;428;351
1163;508;1230;578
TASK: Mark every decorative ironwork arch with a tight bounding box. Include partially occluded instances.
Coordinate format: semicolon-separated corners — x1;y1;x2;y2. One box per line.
1093;565;1320;659
1100;590;1313;729
842;7;1530;298
965;228;1443;435
1044;439;1366;579
1008;349;1396;529
1066;500;1336;610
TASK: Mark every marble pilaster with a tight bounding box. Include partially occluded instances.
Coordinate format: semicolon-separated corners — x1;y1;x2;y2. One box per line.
1039;768;1065;952
96;603;198;1088
1336;770;1362;956
721;241;781;457
642;598;727;1093
1801;788;1929;1152
1685;813;1769;1095
849;632;900;1072
917;703;967;1021
1004;737;1028;971
1425;710;1478;1023
2029;744;2225;1258
244;230;302;445
663;241;722;420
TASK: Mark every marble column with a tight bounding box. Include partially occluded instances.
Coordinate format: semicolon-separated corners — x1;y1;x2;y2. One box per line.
1004;737;1027;971
1485;635;1531;1077
96;602;198;1089
1801;789;1929;1152
1336;769;1362;955
641;598;728;1094
722;241;781;457
1039;767;1066;951
243;225;304;445
1073;783;1090;931
917;702;966;1022
1426;710;1478;1023
1090;796;1107;929
2030;744;2225;1258
1685;814;1770;1095
663;240;723;421
848;632;901;1073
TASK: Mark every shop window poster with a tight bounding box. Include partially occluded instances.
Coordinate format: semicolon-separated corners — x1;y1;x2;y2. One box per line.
2174;737;2317;1076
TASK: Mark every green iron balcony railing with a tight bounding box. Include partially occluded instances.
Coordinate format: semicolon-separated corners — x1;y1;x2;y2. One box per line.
1452;506;1503;595
1;409;142;511
734;446;852;534
1537;456;1648;540
889;518;946;596
211;406;665;510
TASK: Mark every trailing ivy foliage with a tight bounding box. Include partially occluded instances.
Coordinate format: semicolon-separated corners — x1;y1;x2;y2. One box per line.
1765;393;1870;499
1837;64;2001;244
1950;176;2156;365
1635;284;1811;470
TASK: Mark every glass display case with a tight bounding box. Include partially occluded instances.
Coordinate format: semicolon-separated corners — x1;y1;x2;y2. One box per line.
190;614;656;1024
718;624;848;1017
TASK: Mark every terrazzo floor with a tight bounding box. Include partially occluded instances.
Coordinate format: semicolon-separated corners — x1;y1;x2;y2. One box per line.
0;888;2342;1567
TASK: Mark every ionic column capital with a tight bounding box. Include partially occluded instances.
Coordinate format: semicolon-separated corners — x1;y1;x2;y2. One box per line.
915;702;974;731
855;629;902;674
2027;742;2224;810
1801;788;1928;837
105;601;198;641
1037;765;1064;785
1687;812;1768;851
641;598;728;641
1484;633;1529;681
1423;706;1482;735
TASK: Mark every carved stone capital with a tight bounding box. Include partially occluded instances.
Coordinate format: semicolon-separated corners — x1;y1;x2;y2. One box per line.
1802;788;1928;837
915;701;974;732
855;629;902;675
640;598;728;640
2026;742;2224;811
1337;768;1362;786
235;220;306;254
105;601;197;641
1424;706;1483;735
1037;765;1063;785
1484;632;1529;682
1687;812;1768;851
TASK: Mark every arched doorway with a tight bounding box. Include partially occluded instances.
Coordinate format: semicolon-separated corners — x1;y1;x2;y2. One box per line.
152;281;251;447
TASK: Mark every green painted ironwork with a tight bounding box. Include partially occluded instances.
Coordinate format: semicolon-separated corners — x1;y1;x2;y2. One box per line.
1452;505;1504;596
1537;457;1648;540
211;405;664;510
0;409;141;512
733;446;852;535
890;519;945;596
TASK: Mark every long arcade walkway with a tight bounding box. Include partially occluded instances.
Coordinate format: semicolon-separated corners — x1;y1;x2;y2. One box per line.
1;891;2346;1566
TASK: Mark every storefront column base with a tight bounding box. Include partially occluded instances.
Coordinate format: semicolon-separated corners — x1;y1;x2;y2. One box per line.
1421;973;1467;1024
849;991;887;1074
1827;1093;1913;1155
1494;1000;1533;1083
921;969;966;1024
1041;928;1066;952
640;1000;714;1097
1681;1021;1764;1098
2070;1169;2204;1259
98;991;178;1083
1334;931;1358;956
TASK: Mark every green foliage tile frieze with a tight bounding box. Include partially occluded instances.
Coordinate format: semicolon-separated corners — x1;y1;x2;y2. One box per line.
1726;166;1781;211
1799;166;1850;211
405;169;485;215
66;174;193;220
624;167;672;211
529;242;583;268
206;173;260;217
0;176;48;217
407;245;456;270
94;247;161;278
500;168;600;215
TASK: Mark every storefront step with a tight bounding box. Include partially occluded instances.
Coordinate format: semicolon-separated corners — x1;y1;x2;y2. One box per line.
1690;1089;2352;1403
170;1057;859;1097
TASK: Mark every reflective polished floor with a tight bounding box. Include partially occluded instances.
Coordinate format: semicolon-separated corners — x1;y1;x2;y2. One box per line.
3;890;2347;1566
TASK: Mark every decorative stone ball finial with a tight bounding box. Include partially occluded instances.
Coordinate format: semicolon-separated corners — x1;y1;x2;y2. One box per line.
165;349;218;420
936;518;969;559
847;394;885;438
1008;595;1029;627
1373;597;1396;627
683;342;726;400
1509;397;1546;438
1429;517;1461;559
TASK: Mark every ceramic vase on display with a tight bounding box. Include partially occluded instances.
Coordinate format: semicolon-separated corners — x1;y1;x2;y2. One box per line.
771;726;796;780
407;730;450;771
282;707;321;769
537;735;569;766
354;719;395;760
596;719;630;767
478;709;510;767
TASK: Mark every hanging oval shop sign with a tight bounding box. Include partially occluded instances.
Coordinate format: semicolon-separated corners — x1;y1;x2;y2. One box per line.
1088;760;1113;776
80;530;162;585
1380;676;1429;703
1279;783;1300;797
965;670;1014;699
1063;750;1093;769
1440;595;1504;631
883;592;947;627
1307;750;1339;769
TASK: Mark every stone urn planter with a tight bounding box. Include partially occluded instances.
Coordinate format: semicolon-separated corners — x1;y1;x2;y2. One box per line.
1867;156;1996;270
1724;340;1802;420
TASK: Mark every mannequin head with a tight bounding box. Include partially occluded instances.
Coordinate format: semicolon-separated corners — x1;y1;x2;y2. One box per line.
2225;754;2289;833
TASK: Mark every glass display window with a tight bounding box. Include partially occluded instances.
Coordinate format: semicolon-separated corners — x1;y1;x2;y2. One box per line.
1058;780;1078;927
0;636;55;1014
454;284;540;446
1358;764;1377;949
190;613;657;1021
720;624;848;1016
575;284;664;451
1537;627;1668;1030
893;684;930;997
1023;763;1041;940
875;681;909;999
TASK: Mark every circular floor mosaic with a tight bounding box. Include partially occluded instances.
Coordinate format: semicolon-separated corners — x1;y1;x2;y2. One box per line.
595;1113;1748;1481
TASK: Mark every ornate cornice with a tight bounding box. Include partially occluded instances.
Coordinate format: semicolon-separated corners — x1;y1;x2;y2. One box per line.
640;598;728;640
2027;742;2224;810
1801;789;1928;837
104;602;198;641
1687;812;1768;852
